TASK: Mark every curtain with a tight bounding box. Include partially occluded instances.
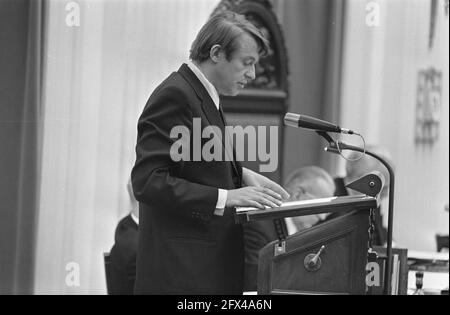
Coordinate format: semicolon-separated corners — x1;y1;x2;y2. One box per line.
339;0;449;250
319;0;346;175
34;0;220;294
0;0;44;294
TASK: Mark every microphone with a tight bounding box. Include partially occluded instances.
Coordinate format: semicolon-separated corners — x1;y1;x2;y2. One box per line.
284;113;354;134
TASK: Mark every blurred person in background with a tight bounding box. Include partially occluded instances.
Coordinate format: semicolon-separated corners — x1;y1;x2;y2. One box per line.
283;166;336;235
109;178;139;295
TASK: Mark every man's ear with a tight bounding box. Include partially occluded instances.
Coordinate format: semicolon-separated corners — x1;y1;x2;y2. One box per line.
209;44;223;63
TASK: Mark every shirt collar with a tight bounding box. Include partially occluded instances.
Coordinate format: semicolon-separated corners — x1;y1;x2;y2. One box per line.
130;212;139;225
187;60;220;110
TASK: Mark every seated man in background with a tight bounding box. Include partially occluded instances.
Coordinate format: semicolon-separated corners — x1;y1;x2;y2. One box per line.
243;166;335;291
283;166;336;235
331;144;393;246
109;179;139;295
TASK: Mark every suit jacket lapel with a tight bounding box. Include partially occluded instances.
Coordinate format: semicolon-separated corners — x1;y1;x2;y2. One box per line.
178;64;240;179
178;64;223;128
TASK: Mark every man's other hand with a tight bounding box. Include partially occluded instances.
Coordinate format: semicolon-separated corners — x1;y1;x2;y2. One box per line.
241;167;290;200
225;186;284;210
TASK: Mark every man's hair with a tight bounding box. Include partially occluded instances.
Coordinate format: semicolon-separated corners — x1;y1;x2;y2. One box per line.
284;166;335;200
189;11;270;63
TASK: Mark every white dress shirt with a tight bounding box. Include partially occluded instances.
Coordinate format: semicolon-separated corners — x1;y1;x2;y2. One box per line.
130;212;139;225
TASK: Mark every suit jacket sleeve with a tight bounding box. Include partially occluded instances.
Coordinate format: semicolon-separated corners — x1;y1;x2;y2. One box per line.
132;86;219;218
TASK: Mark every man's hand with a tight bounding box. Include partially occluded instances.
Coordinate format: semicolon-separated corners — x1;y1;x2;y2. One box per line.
242;167;290;200
224;168;290;210
225;186;283;210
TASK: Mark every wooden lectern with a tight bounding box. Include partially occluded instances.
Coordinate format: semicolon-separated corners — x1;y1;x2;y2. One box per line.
235;195;378;295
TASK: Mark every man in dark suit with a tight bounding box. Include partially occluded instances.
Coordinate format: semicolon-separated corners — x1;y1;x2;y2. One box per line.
132;11;289;294
109;179;139;295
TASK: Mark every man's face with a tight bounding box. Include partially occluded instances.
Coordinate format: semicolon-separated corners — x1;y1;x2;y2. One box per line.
214;32;259;96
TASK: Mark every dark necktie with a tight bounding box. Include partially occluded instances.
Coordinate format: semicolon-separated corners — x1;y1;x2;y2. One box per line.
218;105;227;126
218;105;237;163
219;105;242;187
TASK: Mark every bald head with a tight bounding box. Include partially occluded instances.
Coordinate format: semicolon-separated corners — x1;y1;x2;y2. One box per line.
284;166;335;201
283;166;335;232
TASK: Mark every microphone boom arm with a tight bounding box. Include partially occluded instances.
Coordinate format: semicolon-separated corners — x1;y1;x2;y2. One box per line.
317;132;395;296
